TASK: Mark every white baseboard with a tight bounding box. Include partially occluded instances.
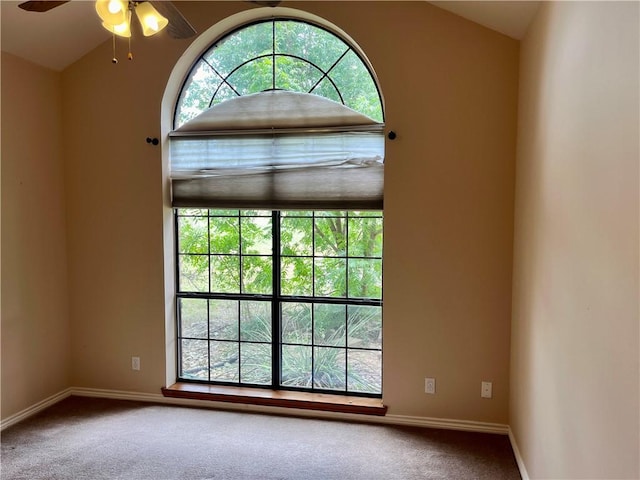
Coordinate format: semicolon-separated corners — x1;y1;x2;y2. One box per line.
2;386;511;438
71;387;167;404
508;427;530;480
1;388;73;431
384;413;509;434
71;387;509;434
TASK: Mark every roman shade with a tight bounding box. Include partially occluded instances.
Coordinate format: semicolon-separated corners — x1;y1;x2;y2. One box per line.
169;90;385;210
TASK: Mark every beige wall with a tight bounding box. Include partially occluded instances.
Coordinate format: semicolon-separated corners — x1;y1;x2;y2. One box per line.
1;52;71;418
3;1;518;424
510;2;639;478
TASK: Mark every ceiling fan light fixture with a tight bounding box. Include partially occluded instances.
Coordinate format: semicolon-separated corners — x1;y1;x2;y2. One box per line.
95;0;128;26
102;17;131;38
134;2;168;36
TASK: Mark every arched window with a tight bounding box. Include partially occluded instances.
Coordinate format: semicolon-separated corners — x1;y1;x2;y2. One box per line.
174;19;383;128
171;17;383;397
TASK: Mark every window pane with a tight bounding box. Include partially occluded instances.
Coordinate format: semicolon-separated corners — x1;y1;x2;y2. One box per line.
210;255;239;293
349;211;382;218
241;210;271;217
210;341;239;381
281;345;312;388
314;304;346;347
281;217;312;256
210;83;238;107
204;22;273;77
314;217;346;257
315;258;346;297
210;209;239;216
240;343;271;385
179;298;208;339
348;217;383;257
179;208;209;216
227;57;273;96
310;78;341;104
275;20;347;72
281;257;312;296
329;50;383;122
242;256;272;294
348;258;382;299
240;301;272;342
178;216;208;254
209;299;239;341
281;302;312;344
241;216;272;255
275;56;322;93
313;347;346;390
347;305;382;350
316;211;347;217
175;63;221;128
210;216;239;254
281;210;313;217
179;254;209;292
180;339;208;380
348;350;381;394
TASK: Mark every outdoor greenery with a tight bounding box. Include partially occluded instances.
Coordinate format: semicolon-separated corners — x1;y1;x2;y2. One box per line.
175;19;383;128
177;210;383;394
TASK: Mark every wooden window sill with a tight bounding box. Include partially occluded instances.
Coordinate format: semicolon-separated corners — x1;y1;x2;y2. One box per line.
161;383;387;416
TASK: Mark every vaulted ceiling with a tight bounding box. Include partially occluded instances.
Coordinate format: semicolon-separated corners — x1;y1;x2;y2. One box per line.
0;1;539;72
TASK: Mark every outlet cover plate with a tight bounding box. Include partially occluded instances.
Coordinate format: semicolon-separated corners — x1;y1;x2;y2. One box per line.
481;381;492;398
425;377;436;394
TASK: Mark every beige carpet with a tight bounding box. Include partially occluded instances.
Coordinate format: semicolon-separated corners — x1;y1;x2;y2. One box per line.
1;396;521;479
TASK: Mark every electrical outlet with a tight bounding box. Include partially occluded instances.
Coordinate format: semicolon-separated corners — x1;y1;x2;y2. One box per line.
131;356;140;371
481;381;492;398
425;377;436;394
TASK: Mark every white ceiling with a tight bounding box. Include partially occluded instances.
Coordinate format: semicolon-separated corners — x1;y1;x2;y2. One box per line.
0;1;540;72
431;1;540;40
1;1;110;71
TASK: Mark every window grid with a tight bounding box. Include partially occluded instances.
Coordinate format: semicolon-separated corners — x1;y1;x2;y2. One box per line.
174;18;383;129
176;209;382;397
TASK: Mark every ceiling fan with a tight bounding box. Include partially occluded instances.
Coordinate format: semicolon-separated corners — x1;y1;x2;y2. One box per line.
18;1;197;40
18;1;280;62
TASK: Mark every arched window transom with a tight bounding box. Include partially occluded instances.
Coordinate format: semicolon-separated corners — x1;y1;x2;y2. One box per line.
174;19;383;129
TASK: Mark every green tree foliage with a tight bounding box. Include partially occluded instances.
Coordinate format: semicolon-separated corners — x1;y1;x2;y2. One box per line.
178;210;382;298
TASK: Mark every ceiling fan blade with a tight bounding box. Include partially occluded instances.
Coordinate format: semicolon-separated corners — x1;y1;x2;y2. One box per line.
149;1;197;39
18;1;70;12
